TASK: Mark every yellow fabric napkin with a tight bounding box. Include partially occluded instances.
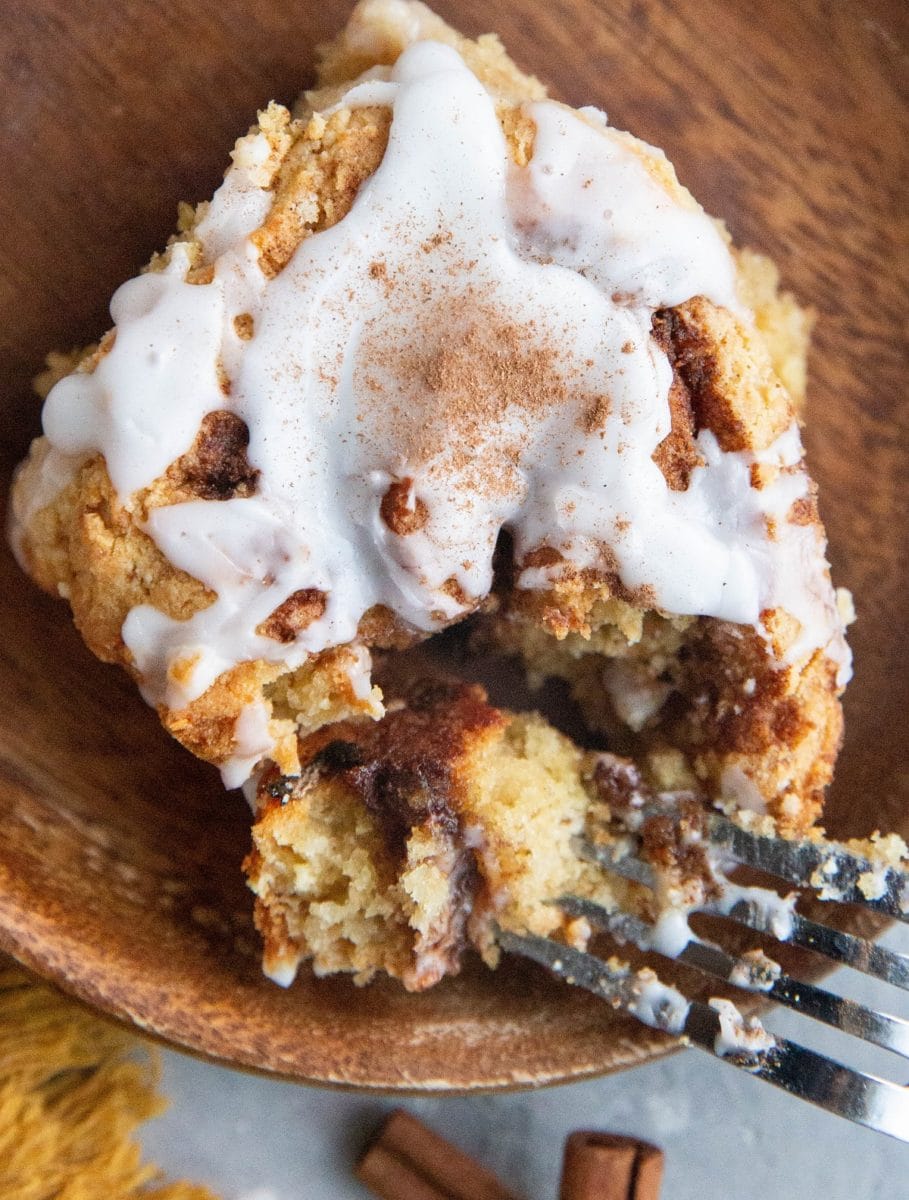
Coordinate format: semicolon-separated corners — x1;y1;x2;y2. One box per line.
0;959;219;1199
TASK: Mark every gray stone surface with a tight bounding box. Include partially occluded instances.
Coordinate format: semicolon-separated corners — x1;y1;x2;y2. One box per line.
141;927;907;1197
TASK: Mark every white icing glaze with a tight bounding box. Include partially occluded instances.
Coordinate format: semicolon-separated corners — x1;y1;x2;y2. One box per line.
627;970;691;1035
342;0;440;55
721;764;768;814
35;38;851;782
644;906;694;958
224;700;275;790
263;957;298;989
601;659;671;731
727;950;782;992
8;441;84;574
510;102;740;310
713;877;797;942
710;997;776;1058
857;867;889;901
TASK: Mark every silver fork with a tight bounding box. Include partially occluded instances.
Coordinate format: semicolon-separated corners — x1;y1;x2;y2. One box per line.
497;809;909;1141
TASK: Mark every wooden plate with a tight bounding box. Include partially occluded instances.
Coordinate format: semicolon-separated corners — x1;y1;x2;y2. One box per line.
0;0;904;1088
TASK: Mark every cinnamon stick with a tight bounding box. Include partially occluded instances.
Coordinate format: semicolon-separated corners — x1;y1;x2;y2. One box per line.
356;1109;521;1200
559;1132;664;1200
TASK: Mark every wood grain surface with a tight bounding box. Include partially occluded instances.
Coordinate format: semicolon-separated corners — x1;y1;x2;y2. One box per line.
0;0;905;1087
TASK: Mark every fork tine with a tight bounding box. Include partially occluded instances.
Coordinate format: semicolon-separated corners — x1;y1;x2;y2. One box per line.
744;1034;909;1141
575;838;656;885
706;815;909;923
558;896;909;1058
497;928;909;1142
720;902;909;992
574;838;909;991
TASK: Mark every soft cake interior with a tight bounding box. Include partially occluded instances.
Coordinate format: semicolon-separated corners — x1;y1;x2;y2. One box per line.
245;676;654;991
